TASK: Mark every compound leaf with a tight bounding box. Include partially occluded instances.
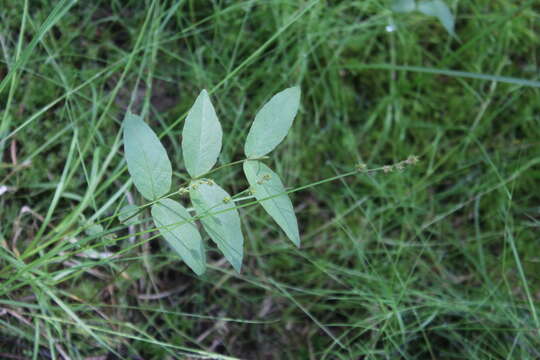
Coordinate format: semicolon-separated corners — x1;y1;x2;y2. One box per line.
189;180;243;272
182;90;223;178
123;112;172;200
151;199;206;275
244;160;300;247
244;86;301;158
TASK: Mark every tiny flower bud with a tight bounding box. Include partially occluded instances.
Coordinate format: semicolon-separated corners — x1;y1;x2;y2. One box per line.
355;163;367;172
406;155;419;165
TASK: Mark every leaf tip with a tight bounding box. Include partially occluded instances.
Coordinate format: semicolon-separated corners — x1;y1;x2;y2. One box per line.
232;261;242;273
289;85;301;99
289;229;301;248
123;111;138;125
194;266;206;276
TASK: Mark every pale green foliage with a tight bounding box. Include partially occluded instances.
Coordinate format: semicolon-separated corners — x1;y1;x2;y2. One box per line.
391;0;416;12
118;205;140;225
123;113;172;200
182;89;223;178
85;223;104;236
189;180;244;273
243;160;300;247
122;87;301;275
244;86;301;158
151;199;206;275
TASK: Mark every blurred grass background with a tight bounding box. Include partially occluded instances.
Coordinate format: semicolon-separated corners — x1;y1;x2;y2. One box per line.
1;0;539;358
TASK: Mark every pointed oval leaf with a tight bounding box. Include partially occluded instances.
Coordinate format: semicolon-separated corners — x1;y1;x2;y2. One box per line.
391;0;416;12
123;112;172;200
151;199;206;275
118;205;140;225
85;223;104;237
189;180;243;272
243;161;300;247
244;86;301;158
182;90;223;178
417;0;455;37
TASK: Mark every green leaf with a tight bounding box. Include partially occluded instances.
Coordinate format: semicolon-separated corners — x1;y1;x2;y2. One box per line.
417;0;455;37
123;112;172;200
85;223;104;236
182;90;223;178
244;86;301;158
391;0;416;12
151;199;206;275
118;205;140;225
189;180;243;272
243;160;300;247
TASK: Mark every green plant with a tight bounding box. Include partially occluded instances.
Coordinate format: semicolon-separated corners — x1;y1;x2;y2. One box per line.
4;1;538;357
122;87;301;275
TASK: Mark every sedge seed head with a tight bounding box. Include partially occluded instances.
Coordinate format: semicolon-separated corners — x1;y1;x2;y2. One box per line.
406;155;419;165
355;163;367;172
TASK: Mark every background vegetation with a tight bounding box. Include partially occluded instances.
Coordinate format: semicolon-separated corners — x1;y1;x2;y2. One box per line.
1;0;539;358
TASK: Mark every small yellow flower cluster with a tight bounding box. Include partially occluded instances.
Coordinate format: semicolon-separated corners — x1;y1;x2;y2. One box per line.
222;196;232;204
355;163;368;172
184;179;216;192
405;155;420;165
256;173;272;185
356;155;419;175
